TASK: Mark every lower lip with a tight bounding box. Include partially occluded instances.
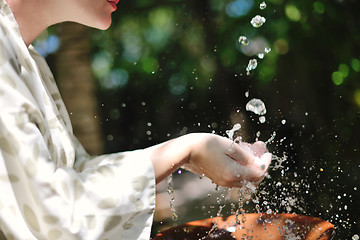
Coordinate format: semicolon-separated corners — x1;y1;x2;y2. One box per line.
107;1;117;11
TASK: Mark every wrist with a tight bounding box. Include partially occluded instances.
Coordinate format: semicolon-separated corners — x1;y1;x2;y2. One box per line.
148;133;197;184
179;133;209;174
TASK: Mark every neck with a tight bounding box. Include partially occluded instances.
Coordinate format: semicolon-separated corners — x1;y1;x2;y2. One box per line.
6;0;54;46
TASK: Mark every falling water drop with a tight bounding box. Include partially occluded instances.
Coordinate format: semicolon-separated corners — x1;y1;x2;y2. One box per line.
264;47;272;53
167;174;178;222
246;59;258;75
259;116;266;123
281;119;286;124
246;98;267;115
171;213;179;221
238;36;249;46
258;53;265;59
260;1;267;10
226;123;241;140
250;15;266;28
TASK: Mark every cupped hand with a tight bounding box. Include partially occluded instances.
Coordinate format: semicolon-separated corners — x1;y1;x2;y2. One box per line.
182;133;272;188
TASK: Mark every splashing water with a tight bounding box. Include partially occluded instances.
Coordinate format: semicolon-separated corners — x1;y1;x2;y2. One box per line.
265;131;276;145
259;116;266;123
199;123;305;239
246;59;258;75
238;36;249;46
234;182;258;224
167;174;178;221
251;15;266;28
226;123;241;140
265;47;272;53
246;98;267;115
260;1;267;10
203;0;316;235
216;189;232;217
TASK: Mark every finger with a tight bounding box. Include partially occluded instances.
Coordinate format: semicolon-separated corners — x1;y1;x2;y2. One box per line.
258;152;272;172
226;142;255;166
251;141;268;157
234;153;272;185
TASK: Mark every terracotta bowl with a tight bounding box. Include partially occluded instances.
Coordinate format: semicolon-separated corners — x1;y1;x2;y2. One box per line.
153;213;335;240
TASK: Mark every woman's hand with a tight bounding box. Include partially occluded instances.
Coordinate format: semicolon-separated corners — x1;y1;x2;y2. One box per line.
182;133;271;188
148;133;271;187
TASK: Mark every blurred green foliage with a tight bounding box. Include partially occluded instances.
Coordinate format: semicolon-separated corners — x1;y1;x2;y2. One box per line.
48;0;360;238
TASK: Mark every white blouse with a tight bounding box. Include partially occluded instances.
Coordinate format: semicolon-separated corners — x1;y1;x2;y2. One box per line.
0;1;156;239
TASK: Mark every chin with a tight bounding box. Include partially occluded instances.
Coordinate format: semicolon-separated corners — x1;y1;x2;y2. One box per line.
98;21;112;30
96;21;112;30
85;17;112;30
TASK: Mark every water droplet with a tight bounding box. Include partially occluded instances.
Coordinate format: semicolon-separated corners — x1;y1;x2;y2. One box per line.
265;131;276;144
246;98;267;115
226;123;241;140
250;15;266;28
258;53;264;59
171;213;178;221
238;36;249;46
246;59;258;75
259;116;266;123
245;90;249;98
352;234;359;240
264;47;271;53
167;174;178;222
106;135;114;141
281;119;286;124
227;226;236;233
260;1;267;10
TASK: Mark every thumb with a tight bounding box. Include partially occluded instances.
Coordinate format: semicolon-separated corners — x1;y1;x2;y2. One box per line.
253;152;272;171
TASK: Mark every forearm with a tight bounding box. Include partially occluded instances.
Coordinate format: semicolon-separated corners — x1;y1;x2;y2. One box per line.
145;134;193;184
145;132;271;187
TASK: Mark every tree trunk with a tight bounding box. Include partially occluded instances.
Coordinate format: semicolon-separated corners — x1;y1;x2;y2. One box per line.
54;23;103;155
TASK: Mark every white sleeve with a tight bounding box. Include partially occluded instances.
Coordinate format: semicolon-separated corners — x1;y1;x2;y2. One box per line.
0;18;155;240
